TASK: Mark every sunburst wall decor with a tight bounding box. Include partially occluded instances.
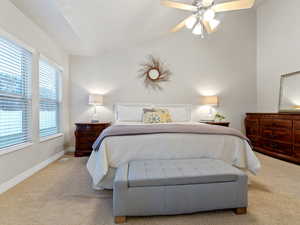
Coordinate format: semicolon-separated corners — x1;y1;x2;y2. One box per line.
138;55;172;90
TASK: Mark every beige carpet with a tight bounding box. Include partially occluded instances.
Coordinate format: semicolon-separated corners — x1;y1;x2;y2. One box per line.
0;153;299;225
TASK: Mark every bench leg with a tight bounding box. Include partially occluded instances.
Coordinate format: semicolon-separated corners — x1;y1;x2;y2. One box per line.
235;207;247;215
114;216;126;224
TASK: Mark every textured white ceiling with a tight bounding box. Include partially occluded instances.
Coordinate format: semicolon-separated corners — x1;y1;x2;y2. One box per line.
10;0;263;55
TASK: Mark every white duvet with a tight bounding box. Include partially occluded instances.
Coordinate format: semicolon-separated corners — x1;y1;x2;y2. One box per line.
87;122;261;189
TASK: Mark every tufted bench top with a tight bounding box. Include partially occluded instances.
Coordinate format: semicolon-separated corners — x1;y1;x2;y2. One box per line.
127;158;243;187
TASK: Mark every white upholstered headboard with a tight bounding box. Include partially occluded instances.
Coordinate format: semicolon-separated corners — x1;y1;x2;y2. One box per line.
114;103;192;122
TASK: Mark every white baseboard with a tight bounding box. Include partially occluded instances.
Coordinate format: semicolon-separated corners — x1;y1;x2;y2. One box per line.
0;151;65;194
65;146;75;152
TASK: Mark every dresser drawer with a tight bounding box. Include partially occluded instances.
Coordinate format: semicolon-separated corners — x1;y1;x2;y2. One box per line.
245;119;259;136
294;146;300;158
260;139;273;151
293;121;300;129
273;119;292;129
259;139;292;155
272;142;293;155
261;127;273;139
261;119;273;128
273;128;292;142
294;129;300;145
250;138;260;147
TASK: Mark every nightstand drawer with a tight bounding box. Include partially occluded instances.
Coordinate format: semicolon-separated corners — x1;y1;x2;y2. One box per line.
75;132;99;138
77;136;98;144
76;143;93;149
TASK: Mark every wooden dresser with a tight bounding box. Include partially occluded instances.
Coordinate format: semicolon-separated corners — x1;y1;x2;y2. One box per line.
74;122;111;157
245;113;300;164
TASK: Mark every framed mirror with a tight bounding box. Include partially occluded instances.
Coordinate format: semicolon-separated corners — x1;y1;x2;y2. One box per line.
138;55;171;90
279;71;300;112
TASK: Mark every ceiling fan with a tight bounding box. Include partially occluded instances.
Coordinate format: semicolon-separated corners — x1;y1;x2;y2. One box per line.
161;0;255;38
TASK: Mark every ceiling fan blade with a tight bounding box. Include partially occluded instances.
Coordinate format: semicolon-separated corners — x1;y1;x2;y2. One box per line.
202;21;213;33
203;20;220;33
170;15;194;32
213;0;255;13
161;0;197;12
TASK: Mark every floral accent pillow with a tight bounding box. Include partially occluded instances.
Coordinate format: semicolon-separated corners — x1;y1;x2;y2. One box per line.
143;108;173;123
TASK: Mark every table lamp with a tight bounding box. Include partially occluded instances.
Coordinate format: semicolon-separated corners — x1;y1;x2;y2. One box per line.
89;94;103;123
200;95;219;120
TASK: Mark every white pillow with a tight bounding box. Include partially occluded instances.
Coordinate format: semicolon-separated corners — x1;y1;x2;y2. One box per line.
116;105;151;122
168;107;189;122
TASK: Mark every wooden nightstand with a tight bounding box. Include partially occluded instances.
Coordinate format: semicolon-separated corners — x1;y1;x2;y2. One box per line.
200;121;230;127
74;122;111;157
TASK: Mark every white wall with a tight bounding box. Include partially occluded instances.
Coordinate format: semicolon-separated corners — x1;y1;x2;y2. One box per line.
0;0;70;186
70;10;257;145
257;0;300;111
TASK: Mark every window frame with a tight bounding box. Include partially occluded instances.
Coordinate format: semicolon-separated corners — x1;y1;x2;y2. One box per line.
0;32;33;151
38;56;63;139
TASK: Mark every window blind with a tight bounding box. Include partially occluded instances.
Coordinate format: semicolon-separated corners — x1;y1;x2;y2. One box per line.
39;59;61;138
0;36;32;149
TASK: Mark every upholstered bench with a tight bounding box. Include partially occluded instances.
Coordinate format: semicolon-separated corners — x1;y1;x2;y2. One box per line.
113;158;248;223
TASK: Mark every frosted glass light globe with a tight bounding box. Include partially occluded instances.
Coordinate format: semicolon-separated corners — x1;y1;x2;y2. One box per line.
203;9;215;21
185;16;197;29
209;19;220;30
192;23;203;35
202;0;214;7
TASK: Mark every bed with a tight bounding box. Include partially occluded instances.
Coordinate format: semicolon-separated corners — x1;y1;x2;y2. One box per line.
87;104;261;190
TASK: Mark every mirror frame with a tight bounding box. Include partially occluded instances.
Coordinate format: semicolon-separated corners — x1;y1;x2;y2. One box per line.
278;71;300;113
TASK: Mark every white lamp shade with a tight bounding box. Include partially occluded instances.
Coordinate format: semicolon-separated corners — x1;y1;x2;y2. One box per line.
200;96;219;106
89;94;103;105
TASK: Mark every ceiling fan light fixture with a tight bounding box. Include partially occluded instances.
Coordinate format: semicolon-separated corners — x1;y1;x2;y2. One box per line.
185;15;197;29
192;22;203;35
203;9;215;21
162;0;255;37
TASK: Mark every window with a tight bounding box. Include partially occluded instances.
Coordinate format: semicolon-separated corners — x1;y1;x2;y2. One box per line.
0;36;32;149
39;59;61;138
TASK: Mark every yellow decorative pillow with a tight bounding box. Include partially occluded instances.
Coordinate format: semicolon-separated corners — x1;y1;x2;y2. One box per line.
155;109;172;123
143;108;172;123
143;111;162;123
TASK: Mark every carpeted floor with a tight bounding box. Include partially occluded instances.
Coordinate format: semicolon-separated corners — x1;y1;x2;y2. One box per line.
0;153;299;225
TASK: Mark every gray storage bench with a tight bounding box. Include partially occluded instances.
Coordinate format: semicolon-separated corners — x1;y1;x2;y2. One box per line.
113;158;248;224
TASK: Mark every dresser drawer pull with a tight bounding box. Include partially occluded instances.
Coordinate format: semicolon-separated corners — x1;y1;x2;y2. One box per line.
271;143;277;148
